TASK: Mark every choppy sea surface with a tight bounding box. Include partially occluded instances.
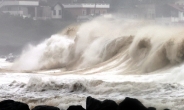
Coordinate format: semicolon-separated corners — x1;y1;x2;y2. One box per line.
1;17;184;110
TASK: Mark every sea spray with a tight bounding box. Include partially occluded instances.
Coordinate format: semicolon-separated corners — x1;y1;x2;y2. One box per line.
12;34;74;70
11;17;184;74
1;16;184;110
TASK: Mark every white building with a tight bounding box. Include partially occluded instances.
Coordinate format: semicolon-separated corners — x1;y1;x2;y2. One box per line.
175;0;184;5
0;1;110;20
0;1;39;18
156;4;184;25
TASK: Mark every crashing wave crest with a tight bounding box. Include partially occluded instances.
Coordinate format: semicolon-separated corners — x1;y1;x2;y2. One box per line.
11;17;184;74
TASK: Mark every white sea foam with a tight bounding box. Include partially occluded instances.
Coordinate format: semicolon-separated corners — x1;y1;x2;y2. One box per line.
1;16;184;110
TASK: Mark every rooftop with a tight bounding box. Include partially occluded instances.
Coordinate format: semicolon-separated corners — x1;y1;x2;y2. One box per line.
169;4;184;12
0;1;39;6
62;3;110;8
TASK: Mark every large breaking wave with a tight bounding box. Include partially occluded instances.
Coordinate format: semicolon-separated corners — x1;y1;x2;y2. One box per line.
11;17;184;74
2;16;184;110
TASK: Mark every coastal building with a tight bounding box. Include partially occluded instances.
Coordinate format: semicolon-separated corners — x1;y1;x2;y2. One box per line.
0;0;39;18
38;1;63;19
156;4;184;25
175;0;184;5
63;3;110;20
0;0;110;20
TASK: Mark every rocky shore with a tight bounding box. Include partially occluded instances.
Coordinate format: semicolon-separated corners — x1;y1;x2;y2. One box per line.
0;96;170;110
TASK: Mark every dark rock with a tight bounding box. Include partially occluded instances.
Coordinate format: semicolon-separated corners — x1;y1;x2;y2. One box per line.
32;105;60;110
86;96;118;110
0;100;30;110
67;105;85;110
0;100;15;108
148;107;156;110
86;96;102;110
118;97;148;110
100;100;118;110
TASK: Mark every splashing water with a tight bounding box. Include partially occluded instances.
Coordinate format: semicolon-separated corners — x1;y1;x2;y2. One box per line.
1;16;184;110
11;17;184;74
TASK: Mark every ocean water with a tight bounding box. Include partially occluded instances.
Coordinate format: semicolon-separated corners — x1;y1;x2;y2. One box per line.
1;17;184;110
